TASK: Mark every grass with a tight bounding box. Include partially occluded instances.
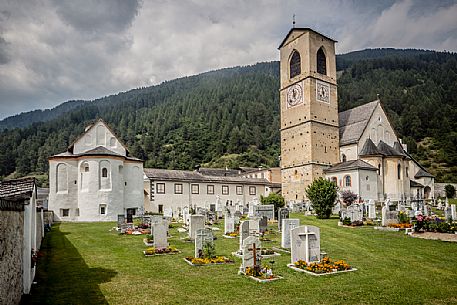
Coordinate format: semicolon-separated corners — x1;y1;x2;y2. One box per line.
26;214;457;305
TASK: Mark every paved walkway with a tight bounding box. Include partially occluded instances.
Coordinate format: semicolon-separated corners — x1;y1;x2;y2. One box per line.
410;232;457;242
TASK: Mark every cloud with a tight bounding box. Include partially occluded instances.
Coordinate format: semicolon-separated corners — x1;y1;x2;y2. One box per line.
0;0;456;119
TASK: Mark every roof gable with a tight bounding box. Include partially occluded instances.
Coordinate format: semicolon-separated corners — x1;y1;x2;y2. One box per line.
278;27;337;49
339;100;379;146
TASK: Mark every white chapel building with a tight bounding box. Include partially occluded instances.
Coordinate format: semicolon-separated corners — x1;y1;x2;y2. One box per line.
48;119;144;222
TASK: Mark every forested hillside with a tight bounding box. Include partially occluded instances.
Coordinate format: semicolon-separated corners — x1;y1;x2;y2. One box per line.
1;49;456;183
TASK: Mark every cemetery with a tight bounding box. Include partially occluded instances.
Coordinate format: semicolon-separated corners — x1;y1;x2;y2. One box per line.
28;211;457;304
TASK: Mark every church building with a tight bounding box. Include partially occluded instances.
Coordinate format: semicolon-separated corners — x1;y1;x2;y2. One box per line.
48;119;144;221
278;28;434;204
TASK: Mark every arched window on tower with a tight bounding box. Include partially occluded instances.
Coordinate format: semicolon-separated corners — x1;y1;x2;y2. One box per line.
289;50;301;79
102;167;108;178
317;47;327;75
397;164;401;180
342;154;347;162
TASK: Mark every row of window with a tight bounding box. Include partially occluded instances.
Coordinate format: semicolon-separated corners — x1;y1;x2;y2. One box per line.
330;176;352;187
289;47;327;79
156;183;257;195
60;205;106;217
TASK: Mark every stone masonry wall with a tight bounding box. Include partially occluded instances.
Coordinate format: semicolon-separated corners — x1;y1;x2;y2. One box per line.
0;209;24;305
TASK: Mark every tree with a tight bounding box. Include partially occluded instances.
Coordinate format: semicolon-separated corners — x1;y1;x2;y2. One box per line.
305;177;338;219
340;190;358;206
445;184;456;198
260;192;285;215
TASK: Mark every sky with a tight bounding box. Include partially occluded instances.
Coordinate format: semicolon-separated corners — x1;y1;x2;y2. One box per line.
1;0;457;119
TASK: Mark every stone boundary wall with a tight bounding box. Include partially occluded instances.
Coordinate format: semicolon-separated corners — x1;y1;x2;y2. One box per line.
435;183;457;198
0;208;24;305
36;209;43;250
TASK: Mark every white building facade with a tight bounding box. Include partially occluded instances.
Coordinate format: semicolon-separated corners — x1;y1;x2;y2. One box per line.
144;168;280;215
48;119;144;222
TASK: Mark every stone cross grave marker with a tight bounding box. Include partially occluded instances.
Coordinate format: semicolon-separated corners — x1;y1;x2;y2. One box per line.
224;214;235;234
153;220;168;249
255;204;275;220
346;203;363;222
189;214;205;240
290;225;320;264
259;216;268;233
281;218;300;249
241;236;262;273
278;208;290;230
195;228;214;258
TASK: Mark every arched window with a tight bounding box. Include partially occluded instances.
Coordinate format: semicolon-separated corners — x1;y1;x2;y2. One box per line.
344;175;351;187
289;50;301;78
317;47;327;75
342;154;347;162
397;164;401;180
331;177;337;184
102;168;108;178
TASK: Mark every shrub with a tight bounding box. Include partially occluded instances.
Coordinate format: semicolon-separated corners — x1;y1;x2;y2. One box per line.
260;192;285;215
305;177;338;219
341;190;358;206
445;184;456;198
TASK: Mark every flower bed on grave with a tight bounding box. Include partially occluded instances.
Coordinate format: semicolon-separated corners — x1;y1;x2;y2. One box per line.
184;256;234;266
222;232;238;238
413;215;457;234
143;235;154;246
125;228;151;235
143;246;179;256
388;223;413;229
240;265;282;282
288;257;356;276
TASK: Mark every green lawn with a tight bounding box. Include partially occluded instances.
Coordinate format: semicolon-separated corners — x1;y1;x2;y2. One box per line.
27;214;457;305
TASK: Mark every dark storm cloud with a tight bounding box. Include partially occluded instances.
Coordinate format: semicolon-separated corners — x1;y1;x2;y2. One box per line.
52;0;141;34
0;0;456;119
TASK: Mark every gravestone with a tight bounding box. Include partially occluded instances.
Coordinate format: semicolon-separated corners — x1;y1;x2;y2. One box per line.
241;236;262;273
255;204;275;220
117;214;125;228
239;221;251;252
347;203;363;222
195;228;214;258
444;206;452;221
332;201;341;215
408;209;415;218
382;207;398;226
248;202;258;217
281;218;300;249
437;198;443;210
278;208;290;230
189;215;205;240
367;200;376;219
182;206;189;225
248;218;260;235
153;220;168;249
164;207;173;218
290;225;320;264
224;214;235;234
423;205;431;217
259;216;268;233
451;204;457;221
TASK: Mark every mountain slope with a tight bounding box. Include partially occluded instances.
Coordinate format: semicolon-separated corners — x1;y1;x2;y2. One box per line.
1;49;456;182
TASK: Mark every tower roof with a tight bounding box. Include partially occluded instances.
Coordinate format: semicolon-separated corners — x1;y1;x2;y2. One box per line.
359;138;383;156
278;27;337;49
376;140;404;157
414;168;434;178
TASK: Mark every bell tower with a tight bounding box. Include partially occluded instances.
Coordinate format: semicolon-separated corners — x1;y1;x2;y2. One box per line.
278;28;340;202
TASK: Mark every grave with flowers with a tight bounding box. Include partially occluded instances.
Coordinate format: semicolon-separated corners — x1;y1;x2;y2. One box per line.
184;228;234;266
238;236;282;282
287;225;356;276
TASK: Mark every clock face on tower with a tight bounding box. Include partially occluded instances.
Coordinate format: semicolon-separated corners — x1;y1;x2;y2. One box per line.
316;80;330;103
287;83;303;108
